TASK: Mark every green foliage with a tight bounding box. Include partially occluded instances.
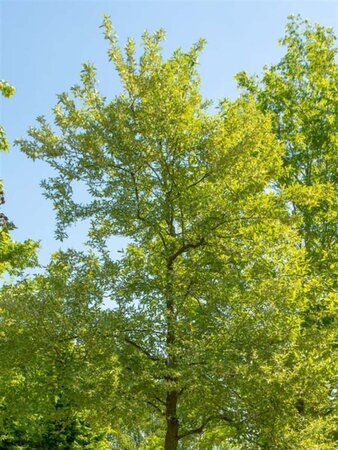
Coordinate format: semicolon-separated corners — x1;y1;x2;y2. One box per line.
236;15;337;273
0;250;119;419
0;250;115;448
0;80;15;153
0;415;110;450
236;15;337;449
3;15;336;449
0;227;38;276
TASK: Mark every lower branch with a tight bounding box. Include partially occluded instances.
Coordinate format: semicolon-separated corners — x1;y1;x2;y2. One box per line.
178;414;233;440
124;336;161;362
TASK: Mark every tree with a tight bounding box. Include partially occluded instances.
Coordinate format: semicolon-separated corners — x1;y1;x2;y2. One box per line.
0;250;116;449
15;17;336;449
236;16;337;447
236;15;337;281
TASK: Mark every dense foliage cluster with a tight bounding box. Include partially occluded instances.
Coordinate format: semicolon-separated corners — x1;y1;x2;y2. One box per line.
1;16;337;449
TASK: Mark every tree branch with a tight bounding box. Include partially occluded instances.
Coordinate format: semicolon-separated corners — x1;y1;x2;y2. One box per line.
130;170;143;221
124;336;161;362
168;238;205;266
146;399;165;415
187;172;210;189
178;414;233;440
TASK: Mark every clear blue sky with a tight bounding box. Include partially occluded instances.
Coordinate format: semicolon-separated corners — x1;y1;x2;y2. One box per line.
1;0;337;265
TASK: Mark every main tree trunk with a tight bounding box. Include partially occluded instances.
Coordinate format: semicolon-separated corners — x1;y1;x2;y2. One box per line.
164;255;179;450
164;390;179;450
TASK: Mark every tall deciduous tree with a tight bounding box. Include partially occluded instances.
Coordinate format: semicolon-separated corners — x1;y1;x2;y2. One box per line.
15;17;336;449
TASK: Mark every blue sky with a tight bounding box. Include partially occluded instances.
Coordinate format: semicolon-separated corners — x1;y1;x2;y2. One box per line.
1;0;337;265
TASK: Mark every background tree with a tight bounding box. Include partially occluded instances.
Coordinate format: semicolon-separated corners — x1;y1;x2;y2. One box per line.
236;16;337;447
0;250;116;449
236;16;337;267
16;17;336;449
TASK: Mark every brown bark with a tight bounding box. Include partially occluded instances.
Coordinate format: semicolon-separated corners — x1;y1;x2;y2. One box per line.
164;390;179;450
164;255;179;450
